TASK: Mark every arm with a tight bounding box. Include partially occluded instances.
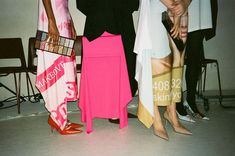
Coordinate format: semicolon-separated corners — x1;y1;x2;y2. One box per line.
171;0;191;38
160;0;175;11
161;0;191;38
160;0;191;15
160;0;181;38
42;0;59;40
171;0;191;16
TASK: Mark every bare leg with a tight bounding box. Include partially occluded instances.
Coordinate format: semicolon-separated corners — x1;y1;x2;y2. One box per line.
153;105;168;140
164;103;192;135
151;55;171;140
164;13;192;135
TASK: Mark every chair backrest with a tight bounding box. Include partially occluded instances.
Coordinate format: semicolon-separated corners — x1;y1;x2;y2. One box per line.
28;37;37;74
0;38;27;74
74;36;83;73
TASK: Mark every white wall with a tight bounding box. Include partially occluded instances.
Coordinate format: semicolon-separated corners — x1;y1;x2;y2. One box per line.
0;0;235;99
203;0;235;92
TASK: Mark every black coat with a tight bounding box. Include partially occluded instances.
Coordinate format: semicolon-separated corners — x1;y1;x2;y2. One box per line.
76;0;139;41
76;0;139;96
205;0;218;41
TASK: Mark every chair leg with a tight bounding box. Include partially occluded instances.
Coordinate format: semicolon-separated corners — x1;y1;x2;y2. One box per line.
26;72;30;101
18;73;21;114
203;65;207;92
215;61;224;107
14;73;21;114
196;65;209;111
26;72;37;102
197;66;204;98
216;62;222;102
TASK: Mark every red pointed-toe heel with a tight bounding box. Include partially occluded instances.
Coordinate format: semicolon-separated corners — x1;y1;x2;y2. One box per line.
48;116;82;135
67;120;83;128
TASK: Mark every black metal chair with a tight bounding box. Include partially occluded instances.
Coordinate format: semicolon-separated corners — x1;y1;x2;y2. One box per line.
0;38;30;113
197;58;223;111
74;36;83;73
27;37;40;102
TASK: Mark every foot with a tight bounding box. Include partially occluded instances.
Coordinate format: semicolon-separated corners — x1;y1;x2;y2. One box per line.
153;120;169;140
176;111;195;123
48;116;82;135
164;111;192;135
153;127;169;141
108;113;137;124
128;113;137;118
183;100;195;115
193;112;210;120
108;119;119;124
183;101;209;120
67;120;83;128
60;125;83;135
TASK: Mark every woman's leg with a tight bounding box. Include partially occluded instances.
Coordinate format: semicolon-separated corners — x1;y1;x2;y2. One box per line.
165;13;192;134
176;100;188;116
164;53;192;134
151;55;172;140
185;30;204;114
166;14;187;124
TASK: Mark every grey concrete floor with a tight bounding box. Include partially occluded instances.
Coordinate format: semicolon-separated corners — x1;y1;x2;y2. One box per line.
0;97;235;156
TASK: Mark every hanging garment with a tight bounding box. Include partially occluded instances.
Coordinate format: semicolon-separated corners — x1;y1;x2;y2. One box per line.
76;0;139;96
36;0;78;130
188;0;218;40
79;32;132;133
134;0;171;128
188;0;212;32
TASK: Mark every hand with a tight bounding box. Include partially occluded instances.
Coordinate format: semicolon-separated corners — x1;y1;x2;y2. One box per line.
48;19;59;43
42;0;60;43
171;0;187;17
170;16;181;39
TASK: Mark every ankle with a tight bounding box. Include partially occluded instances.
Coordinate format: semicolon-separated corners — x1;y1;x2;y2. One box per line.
165;109;177;119
185;101;199;113
154;119;165;129
164;111;180;126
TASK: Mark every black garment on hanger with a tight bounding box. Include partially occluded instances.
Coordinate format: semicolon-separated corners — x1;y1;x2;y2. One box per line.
76;0;139;41
205;0;218;41
76;0;139;96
